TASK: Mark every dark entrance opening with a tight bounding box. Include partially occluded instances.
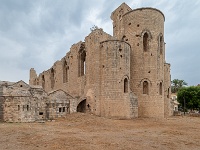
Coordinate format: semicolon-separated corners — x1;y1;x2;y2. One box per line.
77;99;86;113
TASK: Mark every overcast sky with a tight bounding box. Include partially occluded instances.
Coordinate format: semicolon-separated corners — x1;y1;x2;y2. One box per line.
0;0;199;86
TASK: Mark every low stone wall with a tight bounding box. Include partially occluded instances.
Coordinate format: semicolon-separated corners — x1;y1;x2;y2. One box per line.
189;113;200;117
173;111;182;116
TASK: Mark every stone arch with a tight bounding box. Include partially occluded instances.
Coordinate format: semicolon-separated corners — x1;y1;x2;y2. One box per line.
77;99;86;113
119;75;130;82
139;78;152;95
139;78;152;86
141;30;152;52
143;81;149;95
119;75;130;93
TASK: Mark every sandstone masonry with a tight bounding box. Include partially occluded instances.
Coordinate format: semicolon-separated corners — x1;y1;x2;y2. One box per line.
27;3;172;119
0;80;76;122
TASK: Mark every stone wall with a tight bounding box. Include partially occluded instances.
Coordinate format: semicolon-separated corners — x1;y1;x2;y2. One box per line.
3;96;41;122
0;97;4;121
47;90;73;119
99;40;136;118
164;63;173;117
0;81;75;122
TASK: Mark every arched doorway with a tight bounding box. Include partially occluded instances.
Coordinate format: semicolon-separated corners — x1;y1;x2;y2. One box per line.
77;99;86;113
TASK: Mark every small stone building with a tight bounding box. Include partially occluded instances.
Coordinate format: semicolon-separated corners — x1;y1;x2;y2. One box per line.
0;80;75;122
29;3;172;119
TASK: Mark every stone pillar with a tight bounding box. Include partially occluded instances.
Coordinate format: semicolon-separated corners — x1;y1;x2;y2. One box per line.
29;68;37;85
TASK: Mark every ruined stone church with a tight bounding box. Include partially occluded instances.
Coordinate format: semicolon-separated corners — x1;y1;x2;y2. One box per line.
1;3;172;122
30;2;172;118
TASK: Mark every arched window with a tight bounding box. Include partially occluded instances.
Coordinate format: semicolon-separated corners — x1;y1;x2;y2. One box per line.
167;88;170;98
42;75;45;89
78;48;86;77
143;33;149;52
124;78;128;93
143;81;149;94
159;82;162;95
50;68;55;89
160;35;163;55
63;61;68;83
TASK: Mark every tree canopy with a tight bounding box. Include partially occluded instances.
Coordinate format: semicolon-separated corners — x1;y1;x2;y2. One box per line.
171;79;187;93
177;86;200;110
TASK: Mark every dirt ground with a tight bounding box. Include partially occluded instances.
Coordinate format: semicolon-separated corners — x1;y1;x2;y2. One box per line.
0;113;200;150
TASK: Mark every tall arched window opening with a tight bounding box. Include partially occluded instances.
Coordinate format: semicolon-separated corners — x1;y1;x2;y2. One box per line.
63;61;68;83
160;35;163;55
78;45;86;77
167;88;170;98
159;82;162;95
124;78;128;93
42;75;45;89
143;81;149;94
50;68;55;89
143;33;149;52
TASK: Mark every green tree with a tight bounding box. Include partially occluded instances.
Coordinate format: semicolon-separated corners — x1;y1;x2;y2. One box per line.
177;86;200;110
171;79;187;93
